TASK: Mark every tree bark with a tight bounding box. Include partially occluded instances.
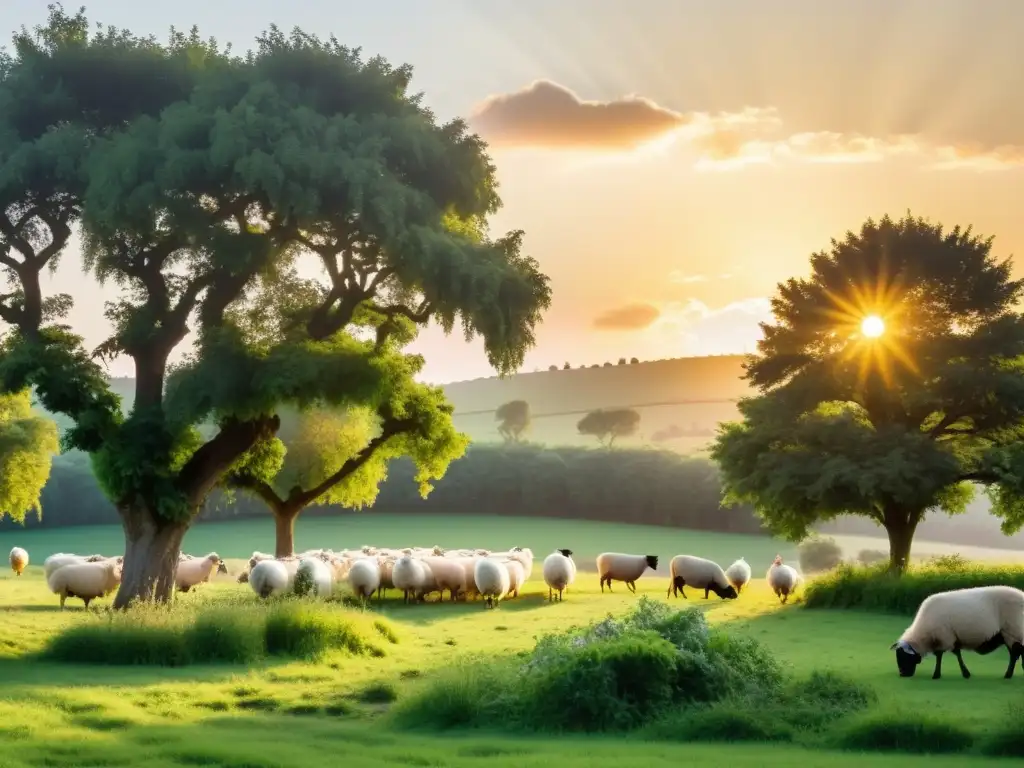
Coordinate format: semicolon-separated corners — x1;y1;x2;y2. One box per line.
274;506;301;558
883;509;920;575
113;502;189;609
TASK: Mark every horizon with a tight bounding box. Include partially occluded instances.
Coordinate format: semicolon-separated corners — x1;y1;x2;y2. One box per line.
4;0;1023;384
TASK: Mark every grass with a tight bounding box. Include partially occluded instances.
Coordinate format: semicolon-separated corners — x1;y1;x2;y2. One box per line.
2;517;1024;766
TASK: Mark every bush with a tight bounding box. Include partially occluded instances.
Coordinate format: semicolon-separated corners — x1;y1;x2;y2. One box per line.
798;536;843;573
643;707;795;743
857;549;887;566
42;597;395;666
391;597;783;734
804;560;1024;613
833;712;974;754
980;721;1024;757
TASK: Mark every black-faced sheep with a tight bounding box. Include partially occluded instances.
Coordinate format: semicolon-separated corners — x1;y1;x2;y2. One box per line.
596;552;658;594
667;555;739;600
542;549;575;601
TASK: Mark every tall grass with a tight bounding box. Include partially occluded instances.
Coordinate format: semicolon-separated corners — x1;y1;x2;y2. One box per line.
803;556;1024;613
42;597;398;665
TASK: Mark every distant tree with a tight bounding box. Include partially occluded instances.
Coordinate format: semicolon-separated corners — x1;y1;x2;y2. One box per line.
603;361;613;367
630;357;640;364
617;357;627;365
0;390;59;522
577;408;641;447
712;214;1024;574
563;362;571;370
495;400;531;443
548;364;558;371
590;364;600;369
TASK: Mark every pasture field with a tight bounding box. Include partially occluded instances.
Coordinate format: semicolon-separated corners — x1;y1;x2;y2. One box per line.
2;517;1023;766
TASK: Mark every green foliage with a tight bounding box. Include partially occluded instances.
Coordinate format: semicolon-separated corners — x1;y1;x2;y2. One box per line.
802;559;1024;613
797;535;843;573
979;713;1024;757
833;712;974;754
41;597;396;665
857;548;888;566
712;214;1024;567
0;389;59;522
391;598;783;734
576;408;641;446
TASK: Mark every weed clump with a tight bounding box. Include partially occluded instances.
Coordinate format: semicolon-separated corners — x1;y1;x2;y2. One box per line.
833;712;974;754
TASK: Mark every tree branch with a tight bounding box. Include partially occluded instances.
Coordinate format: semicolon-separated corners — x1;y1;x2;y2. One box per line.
287;415;420;509
177;415;281;507
228;473;287;512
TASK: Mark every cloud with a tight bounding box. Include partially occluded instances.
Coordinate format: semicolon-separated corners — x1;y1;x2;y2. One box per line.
592;302;662;330
649;298;773;357
469;81;1024;171
668;271;733;284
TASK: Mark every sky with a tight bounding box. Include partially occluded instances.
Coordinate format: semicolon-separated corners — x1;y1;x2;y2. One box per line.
4;0;1024;383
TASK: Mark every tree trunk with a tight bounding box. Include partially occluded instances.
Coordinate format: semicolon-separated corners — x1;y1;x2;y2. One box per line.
274;507;301;558
113;502;189;609
884;513;919;576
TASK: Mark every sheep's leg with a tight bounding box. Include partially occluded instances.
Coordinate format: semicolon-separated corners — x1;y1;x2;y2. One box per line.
83;597;92;610
59;593;66;611
932;650;944;679
704;587;711;599
1004;642;1022;679
952;646;971;679
626;581;636;594
558;588;564;601
666;581;674;599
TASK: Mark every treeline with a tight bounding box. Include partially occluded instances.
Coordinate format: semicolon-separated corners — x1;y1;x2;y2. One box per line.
0;444;765;535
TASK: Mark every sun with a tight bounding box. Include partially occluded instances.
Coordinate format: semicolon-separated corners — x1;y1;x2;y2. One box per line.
861;314;885;339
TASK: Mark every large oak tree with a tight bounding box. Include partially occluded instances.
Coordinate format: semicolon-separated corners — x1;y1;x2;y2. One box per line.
712;214;1024;572
0;7;550;605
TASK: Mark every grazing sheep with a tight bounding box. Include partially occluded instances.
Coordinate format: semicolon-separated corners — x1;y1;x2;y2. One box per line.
891;585;1024;680
393;555;430;603
502;558;526;598
596;552;659;594
43;553;118;581
376;556;397;599
766;555;801;604
474;557;511;609
249;559;290;599
422;557;469;601
47;560;122;609
174;552;227;593
296;557;334;597
454;556;482;600
724;557;752;594
9;547;28;576
667;555;739;600
347;558;382;600
542;548;575;602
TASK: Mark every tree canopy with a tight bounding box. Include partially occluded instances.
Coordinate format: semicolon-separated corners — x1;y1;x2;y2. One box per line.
711;213;1024;572
0;389;59;522
0;7;550;603
495;399;530;442
577;408;641;446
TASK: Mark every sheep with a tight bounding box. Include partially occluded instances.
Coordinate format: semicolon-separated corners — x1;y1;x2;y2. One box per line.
47;560;122;610
766;555;801;604
347;558;381;601
246;560;288;598
376;556;397;599
502;559;526;598
454;556;482;600
725;557;752;594
542;548;575;602
667;555;739;600
9;547;28;576
891;585;1024;680
596;552;659;594
174;552;227;593
422;557;469;601
296;557;334;597
393;555;430;603
474;557;511;609
43;553;118;581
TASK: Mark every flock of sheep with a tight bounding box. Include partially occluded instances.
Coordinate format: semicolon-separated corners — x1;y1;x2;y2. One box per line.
11;543;1024;682
7;544;803;610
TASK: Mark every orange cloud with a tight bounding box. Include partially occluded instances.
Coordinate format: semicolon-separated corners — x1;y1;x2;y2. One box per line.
470;81;1024;171
593;302;661;330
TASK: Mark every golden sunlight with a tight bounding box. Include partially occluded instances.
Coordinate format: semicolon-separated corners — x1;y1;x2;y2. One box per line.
861;314;885;338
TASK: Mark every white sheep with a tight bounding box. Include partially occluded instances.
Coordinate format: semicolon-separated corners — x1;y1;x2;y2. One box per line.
724;557;752;594
376;556;397;599
47;560;122;609
542;548;575;602
347;558;381;601
891;585;1024;680
766;555;801;604
296;557;333;597
422;557;469;601
667;555;739;600
393;555;430;603
596;552;659;594
473;557;511;609
42;553;105;581
249;559;290;599
174;552;227;593
9;547;28;576
502;558;526;598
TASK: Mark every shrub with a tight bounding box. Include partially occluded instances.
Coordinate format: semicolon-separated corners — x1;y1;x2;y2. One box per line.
798;536;843;573
643;707;795;743
42;597;391;665
980;722;1024;757
833;712;974;754
292;566;315;597
804;560;1024;613
392;597;783;734
857;549;887;566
